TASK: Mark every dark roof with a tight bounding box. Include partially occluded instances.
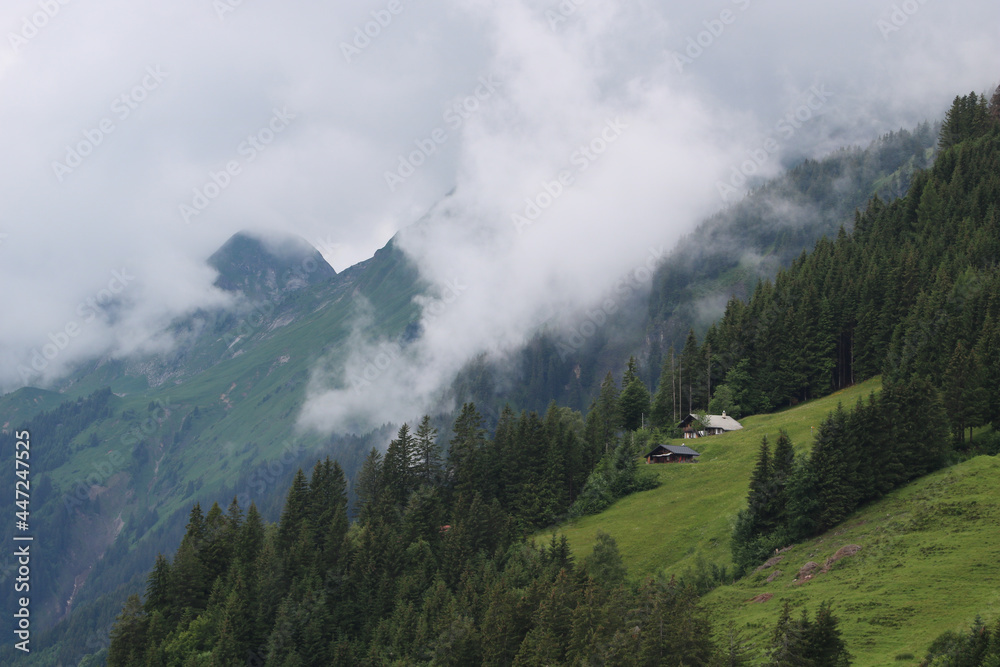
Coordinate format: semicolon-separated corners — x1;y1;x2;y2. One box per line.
644;444;701;458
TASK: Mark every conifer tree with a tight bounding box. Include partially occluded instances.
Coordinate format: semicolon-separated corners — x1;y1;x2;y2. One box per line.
384;422;418;507
253;535;283;644
944;342;989;445
593;372;621;454
144;553;172;616
225;496;243;533
619;374;651;432
767;601;812;667
622;355;640;388
239;502;265;566
213;566;255;665
719;621;754;667
107;594;149;667
278;469;310;548
202;501;231;584
415;415;443;485
680;329;704;412
806;601;851;666
740;438;770;531
481;582;528;667
650;349;676;428
583;531;627;588
810;405;855;532
448;403;486;498
171;520;209;612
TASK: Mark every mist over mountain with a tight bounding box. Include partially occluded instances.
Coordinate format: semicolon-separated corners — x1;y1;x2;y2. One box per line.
208;231;337;301
1;1;997;395
1;1;999;664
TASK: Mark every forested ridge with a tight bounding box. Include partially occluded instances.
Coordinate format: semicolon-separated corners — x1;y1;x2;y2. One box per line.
452;121;939;418
666;91;1000;429
105;407;848;666
99;91;1000;665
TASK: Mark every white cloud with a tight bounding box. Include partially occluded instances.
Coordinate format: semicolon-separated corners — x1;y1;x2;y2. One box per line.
0;0;997;401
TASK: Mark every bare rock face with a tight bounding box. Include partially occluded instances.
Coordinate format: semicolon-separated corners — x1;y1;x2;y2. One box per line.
755;555;784;573
796;561;820;583
823;544;862;572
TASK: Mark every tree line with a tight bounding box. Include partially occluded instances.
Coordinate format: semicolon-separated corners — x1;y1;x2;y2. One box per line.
659;92;1000;445
107;412;852;665
731;377;948;574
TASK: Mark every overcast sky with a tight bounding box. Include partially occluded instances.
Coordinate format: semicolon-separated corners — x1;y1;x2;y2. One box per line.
1;0;997;397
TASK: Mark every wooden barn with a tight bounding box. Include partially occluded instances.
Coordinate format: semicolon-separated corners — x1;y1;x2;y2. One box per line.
644;444;701;464
677;412;743;439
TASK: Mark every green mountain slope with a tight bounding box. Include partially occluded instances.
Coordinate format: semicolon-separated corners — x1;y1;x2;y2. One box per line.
0;116;963;664
554;379;1000;665
703;455;1000;665
208;230;337;301
0;233;424;651
553;378;881;578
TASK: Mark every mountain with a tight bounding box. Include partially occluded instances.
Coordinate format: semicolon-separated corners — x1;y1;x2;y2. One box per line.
451;124;938;417
0;233;424;657
86;92;1000;665
557;382;1000;664
207;231;337;301
0;118;954;665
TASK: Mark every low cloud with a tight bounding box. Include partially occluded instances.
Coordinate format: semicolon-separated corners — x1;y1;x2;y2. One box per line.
0;0;996;407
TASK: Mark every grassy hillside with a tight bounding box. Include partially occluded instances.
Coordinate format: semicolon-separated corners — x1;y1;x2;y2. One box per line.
554;378;883;578
703;454;1000;665
554;377;1000;665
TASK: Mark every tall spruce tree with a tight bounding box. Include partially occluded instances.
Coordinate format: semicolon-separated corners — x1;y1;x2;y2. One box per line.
448;403;486;498
650;349;676;428
620;373;651;432
415;415;443;485
278;469;310;548
384;423;418;507
107;594;149;667
592;373;621;454
680;329;703;413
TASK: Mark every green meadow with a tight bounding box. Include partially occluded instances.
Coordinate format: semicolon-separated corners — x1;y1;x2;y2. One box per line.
553;377;1000;664
555;378;882;578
